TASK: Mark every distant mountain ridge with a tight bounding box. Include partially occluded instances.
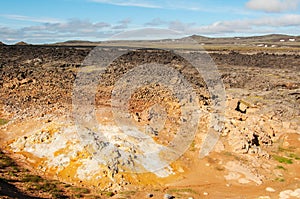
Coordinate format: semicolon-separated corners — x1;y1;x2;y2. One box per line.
54;40;101;46
15;41;29;45
189;34;299;44
1;34;299;46
55;34;299;46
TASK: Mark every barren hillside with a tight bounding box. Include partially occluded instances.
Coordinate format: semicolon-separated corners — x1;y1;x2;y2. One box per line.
0;44;299;199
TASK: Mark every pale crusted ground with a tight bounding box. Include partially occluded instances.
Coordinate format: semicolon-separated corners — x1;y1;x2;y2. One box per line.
0;46;299;198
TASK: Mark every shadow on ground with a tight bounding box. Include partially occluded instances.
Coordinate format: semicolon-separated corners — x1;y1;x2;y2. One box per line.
0;178;45;199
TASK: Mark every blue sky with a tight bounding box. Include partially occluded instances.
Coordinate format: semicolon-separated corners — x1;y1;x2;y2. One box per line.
0;0;299;44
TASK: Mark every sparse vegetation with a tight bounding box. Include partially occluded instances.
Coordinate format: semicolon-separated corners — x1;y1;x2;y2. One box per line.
222;151;241;161
8;171;17;177
275;177;285;182
0;150;91;199
52;192;68;199
21;174;44;182
272;155;293;164
276;165;287;170
0;152;18;169
64;183;71;188
278;146;295;153
168;188;198;194
189;140;196;151
11;165;19;172
74;193;83;198
101;191;115;197
273;146;299;165
215;165;225;171
120;190;136;195
71;187;90;194
35;182;58;192
288;153;300;160
85;196;102;199
0;38;300;198
223;151;233;156
0;118;9;125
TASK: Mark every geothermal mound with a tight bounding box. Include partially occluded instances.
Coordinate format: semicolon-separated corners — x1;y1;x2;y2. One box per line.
0;45;299;198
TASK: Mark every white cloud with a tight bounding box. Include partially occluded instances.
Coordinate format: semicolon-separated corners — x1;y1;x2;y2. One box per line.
1;15;299;44
89;0;161;8
168;20;195;32
142;14;299;36
109;28;183;40
88;0;220;12
176;14;300;35
1;14;63;23
251;14;300;26
0;19;115;44
22;19;111;32
145;18;167;26
246;0;300;12
112;18;131;29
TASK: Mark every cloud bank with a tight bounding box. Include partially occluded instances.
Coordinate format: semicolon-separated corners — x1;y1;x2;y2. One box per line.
90;0;161;8
246;0;300;12
0;14;299;44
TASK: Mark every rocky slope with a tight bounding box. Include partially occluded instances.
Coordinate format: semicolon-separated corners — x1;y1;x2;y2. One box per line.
0;45;299;198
